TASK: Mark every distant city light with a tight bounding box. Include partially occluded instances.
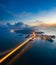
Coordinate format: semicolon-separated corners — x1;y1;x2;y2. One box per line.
10;29;14;32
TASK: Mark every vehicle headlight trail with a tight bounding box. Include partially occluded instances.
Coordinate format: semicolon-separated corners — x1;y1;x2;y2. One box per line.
0;31;54;63
7;40;33;65
0;37;31;63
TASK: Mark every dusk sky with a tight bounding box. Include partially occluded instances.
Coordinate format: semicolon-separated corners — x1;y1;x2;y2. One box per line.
0;0;56;25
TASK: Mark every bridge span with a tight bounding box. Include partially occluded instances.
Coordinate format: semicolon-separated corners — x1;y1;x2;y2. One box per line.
0;37;32;63
0;32;55;63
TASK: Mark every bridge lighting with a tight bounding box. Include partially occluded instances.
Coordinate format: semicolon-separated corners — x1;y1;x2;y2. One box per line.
31;32;36;40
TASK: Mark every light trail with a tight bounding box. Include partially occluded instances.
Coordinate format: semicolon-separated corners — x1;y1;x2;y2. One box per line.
7;41;33;65
0;48;14;56
0;31;55;63
0;37;32;63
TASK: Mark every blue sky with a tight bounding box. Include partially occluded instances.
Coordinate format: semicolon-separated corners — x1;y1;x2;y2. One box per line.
0;0;56;25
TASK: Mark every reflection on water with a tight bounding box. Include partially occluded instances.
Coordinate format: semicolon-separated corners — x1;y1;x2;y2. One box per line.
0;27;56;65
0;30;25;52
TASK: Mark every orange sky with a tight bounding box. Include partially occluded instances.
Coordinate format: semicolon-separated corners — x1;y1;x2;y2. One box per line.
27;22;56;27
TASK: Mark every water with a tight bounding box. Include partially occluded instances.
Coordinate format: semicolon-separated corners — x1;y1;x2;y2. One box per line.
0;29;25;53
0;27;56;65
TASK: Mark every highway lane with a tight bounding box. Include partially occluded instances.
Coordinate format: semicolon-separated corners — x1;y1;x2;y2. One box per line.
0;37;32;63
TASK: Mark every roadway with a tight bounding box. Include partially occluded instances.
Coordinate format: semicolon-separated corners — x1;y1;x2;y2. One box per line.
0;32;54;64
0;37;32;63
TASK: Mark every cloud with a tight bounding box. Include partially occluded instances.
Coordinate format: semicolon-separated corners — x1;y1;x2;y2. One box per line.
0;3;34;23
26;8;56;27
8;8;56;25
15;27;35;34
36;8;56;23
28;21;56;27
0;21;7;25
0;3;56;25
0;21;36;35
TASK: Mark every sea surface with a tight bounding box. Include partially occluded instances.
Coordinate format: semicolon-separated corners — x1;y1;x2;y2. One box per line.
0;27;56;65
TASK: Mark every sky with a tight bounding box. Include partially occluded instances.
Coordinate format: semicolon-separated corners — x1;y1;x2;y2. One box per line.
0;0;56;25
